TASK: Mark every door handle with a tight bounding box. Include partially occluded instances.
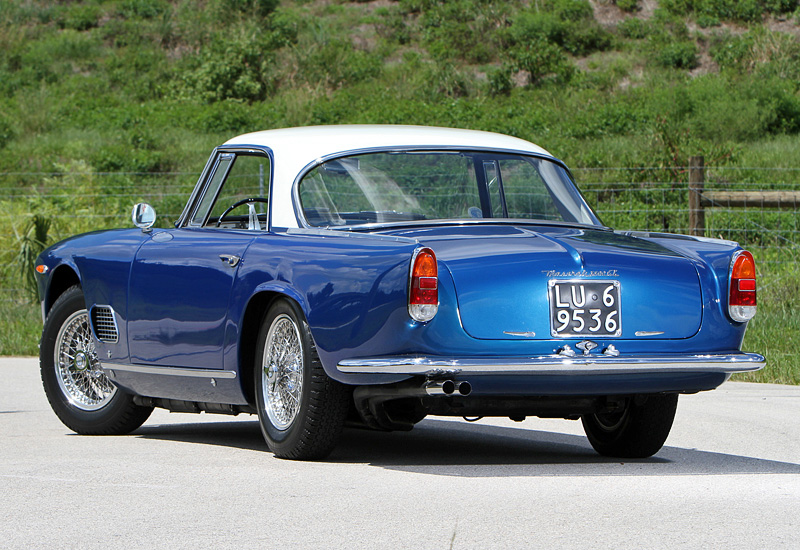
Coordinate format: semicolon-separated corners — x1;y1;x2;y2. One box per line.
219;254;241;268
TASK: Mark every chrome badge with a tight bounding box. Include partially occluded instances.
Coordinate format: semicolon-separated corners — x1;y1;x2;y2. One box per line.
576;340;599;356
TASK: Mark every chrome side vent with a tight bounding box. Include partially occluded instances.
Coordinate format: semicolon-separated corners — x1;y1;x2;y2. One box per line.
91;306;119;343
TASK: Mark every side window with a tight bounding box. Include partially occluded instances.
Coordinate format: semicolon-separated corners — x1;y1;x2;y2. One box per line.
190;153;271;229
499;158;562;220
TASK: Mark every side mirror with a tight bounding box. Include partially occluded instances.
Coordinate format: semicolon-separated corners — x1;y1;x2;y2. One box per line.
132;203;156;232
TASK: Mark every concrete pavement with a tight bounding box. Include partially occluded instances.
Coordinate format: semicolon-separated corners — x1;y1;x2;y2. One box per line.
1;357;799;549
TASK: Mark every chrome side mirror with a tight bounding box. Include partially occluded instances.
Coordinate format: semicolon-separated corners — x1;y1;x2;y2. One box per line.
132;203;156;232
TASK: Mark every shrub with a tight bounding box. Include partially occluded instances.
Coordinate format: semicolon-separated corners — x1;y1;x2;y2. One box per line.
615;0;640;12
711;29;800;80
60;4;101;31
710;33;754;69
661;0;768;22
298;39;382;90
550;0;594;21
213;0;280;20
696;14;721;27
488;65;513;96
509;38;575;85
416;0;507;63
508;3;612;57
375;7;412;45
182;33;276;102
617;18;655;39
653;40;699;69
119;0;169;20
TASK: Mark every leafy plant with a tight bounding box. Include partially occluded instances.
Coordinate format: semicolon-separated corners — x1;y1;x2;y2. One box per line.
615;0;640;12
508;38;575;86
14;215;51;302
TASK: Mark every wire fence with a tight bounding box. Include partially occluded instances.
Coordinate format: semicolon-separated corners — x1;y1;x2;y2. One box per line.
572;166;800;276
2;167;799;300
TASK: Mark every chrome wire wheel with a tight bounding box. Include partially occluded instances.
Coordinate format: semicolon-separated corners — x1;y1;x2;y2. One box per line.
261;313;304;431
54;309;116;411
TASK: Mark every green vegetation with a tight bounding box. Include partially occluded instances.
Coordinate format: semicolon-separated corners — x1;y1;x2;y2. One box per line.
0;0;798;383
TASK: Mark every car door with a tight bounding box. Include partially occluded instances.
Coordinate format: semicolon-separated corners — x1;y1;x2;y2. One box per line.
127;150;271;370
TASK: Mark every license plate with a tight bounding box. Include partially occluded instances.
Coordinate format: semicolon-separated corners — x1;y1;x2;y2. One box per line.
548;280;621;338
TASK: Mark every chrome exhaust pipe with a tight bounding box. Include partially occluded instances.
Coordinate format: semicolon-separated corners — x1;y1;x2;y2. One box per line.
425;380;471;397
425;380;456;396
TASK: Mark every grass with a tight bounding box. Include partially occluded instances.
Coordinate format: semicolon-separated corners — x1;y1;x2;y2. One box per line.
736;266;800;385
0;299;41;357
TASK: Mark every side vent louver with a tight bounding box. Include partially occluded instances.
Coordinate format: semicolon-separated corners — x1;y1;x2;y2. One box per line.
91;306;119;343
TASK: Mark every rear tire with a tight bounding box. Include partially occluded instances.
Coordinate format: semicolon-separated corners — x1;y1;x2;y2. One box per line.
254;299;349;460
40;286;153;434
582;393;678;458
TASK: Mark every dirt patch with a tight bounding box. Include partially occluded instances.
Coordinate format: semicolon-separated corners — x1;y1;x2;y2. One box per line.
591;0;659;27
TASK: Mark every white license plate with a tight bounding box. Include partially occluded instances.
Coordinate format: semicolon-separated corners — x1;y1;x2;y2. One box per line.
548;280;621;337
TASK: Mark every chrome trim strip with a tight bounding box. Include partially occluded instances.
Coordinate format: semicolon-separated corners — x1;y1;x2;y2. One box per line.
635;331;665;336
101;363;237;379
337;353;765;376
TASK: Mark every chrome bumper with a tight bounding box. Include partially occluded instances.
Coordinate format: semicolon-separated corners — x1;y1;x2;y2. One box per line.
337;353;765;376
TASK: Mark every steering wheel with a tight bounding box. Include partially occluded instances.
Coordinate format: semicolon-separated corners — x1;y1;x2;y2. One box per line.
216;197;269;228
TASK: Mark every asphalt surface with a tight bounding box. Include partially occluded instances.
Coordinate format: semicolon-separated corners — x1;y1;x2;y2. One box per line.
1;356;799;549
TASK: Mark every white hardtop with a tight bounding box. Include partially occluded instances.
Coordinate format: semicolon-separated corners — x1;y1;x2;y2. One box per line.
223;125;554;228
225;124;552;160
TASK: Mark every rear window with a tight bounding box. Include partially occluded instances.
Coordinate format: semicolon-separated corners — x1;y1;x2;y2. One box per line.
298;150;599;228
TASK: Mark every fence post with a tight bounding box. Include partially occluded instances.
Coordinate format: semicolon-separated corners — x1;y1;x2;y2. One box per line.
689;155;705;237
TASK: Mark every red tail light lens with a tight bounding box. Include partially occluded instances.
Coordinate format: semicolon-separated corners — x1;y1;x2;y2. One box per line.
729;250;756;322
408;247;438;322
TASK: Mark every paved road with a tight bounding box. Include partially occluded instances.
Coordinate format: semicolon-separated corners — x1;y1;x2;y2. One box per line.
1;356;799;549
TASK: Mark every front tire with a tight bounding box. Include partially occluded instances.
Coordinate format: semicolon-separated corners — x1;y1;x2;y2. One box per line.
254;299;349;460
40;286;153;434
582;393;679;458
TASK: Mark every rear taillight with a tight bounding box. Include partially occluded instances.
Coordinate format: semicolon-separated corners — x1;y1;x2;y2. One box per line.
408;247;438;322
729;250;756;322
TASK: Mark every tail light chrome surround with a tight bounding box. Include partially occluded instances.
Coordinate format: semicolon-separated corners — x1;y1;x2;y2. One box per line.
728;250;756;323
408;247;438;323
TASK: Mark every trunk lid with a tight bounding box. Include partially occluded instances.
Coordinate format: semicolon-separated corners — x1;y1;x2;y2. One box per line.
382;224;703;340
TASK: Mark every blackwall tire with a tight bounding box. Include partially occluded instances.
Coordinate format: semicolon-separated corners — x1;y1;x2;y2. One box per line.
254;299;349;460
40;286;153;435
581;393;679;458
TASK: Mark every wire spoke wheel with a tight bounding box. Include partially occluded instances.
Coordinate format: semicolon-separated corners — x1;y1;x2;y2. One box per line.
261;313;304;430
254;299;350;460
54;309;116;411
40;286;153;435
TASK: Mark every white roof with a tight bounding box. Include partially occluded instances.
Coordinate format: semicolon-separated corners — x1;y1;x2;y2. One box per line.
225;124;551;159
223;125;554;228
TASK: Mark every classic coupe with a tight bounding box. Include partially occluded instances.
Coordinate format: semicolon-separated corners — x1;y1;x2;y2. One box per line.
36;125;764;460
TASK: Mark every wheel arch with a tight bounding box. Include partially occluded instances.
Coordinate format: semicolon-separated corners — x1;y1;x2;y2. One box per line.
44;265;81;319
238;289;308;405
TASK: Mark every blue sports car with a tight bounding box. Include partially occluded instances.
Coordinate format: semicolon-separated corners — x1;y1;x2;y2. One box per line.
36;125;763;460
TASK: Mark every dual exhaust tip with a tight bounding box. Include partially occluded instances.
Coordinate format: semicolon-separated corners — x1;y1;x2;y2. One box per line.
425;380;472;397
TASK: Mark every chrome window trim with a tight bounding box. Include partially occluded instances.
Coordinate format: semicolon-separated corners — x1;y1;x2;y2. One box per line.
290;146;597;230
178;145;274;229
